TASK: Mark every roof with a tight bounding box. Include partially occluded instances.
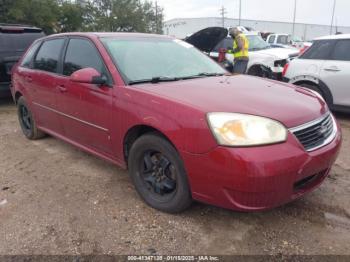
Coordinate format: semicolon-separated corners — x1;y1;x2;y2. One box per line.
315;34;350;40
45;32;172;40
0;23;42;31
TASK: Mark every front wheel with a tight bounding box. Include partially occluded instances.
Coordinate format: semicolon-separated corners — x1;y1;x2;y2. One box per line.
128;134;192;213
17;97;45;140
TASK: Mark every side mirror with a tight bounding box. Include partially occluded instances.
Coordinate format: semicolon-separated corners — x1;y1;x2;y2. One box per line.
70;68;107;85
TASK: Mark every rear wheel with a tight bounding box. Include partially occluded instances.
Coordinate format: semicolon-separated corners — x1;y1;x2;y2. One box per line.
128;134;192;213
17;97;45;140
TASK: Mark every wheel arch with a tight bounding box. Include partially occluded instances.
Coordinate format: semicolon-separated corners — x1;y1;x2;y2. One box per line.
247;63;272;77
14;91;23;105
123;124;178;166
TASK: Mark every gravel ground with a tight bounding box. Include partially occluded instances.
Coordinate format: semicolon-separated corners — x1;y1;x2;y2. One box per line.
0;97;349;256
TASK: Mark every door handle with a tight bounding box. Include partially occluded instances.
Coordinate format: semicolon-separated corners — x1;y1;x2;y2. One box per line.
57;84;67;93
324;67;341;72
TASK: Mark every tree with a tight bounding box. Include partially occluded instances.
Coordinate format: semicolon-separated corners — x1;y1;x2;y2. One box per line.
0;0;164;34
57;2;85;32
3;0;60;34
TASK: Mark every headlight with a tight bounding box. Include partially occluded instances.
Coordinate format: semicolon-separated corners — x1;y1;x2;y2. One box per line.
207;113;288;146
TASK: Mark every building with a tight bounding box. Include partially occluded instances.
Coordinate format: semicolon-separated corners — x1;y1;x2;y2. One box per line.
164;17;350;41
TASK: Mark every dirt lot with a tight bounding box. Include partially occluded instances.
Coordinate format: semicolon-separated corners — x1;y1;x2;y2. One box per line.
0;97;350;256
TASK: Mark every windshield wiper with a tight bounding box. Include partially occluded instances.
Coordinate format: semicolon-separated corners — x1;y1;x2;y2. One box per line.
128;77;180;85
181;72;225;80
128;73;224;85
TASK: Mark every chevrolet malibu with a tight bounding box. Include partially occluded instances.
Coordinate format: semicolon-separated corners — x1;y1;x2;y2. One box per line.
11;33;342;213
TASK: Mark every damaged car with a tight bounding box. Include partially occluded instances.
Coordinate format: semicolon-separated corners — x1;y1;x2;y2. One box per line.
185;27;300;80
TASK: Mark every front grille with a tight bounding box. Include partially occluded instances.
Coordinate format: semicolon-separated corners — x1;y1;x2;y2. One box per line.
291;114;335;151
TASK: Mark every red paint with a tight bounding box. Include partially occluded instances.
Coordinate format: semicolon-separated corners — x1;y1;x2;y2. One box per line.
70;68;101;83
11;33;342;211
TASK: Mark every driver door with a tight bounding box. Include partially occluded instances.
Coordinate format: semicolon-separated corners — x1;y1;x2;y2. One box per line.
55;37;114;155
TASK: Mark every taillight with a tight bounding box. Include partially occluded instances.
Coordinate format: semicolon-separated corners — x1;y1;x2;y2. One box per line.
282;63;289;77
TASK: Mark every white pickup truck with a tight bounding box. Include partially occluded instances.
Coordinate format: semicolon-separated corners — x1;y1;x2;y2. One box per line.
266;33;312;49
185;27;300;80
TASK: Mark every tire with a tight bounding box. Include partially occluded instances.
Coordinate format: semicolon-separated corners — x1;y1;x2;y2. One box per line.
17;96;45;140
128;134;192;213
248;65;271;78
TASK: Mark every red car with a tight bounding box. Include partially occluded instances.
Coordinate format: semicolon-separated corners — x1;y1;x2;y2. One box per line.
11;33;342;213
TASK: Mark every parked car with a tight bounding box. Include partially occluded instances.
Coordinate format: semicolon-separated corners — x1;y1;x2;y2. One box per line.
185;27;299;80
283;34;350;113
266;33;310;50
11;33;341;213
0;24;45;98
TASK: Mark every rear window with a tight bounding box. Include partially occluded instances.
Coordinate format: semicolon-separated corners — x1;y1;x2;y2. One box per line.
0;32;45;52
300;40;335;60
20;41;42;68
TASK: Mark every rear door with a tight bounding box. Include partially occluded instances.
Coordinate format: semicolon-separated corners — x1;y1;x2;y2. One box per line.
55;37;114;155
30;38;66;134
320;39;350;107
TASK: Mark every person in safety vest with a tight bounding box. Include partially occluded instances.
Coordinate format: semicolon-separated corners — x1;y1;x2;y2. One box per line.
229;27;249;74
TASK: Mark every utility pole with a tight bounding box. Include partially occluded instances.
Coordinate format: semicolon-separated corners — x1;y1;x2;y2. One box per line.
155;1;160;34
292;0;297;37
219;6;227;28
330;0;337;35
238;0;242;26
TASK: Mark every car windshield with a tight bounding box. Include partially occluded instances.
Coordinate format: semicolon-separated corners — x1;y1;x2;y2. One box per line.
246;35;271;51
101;37;226;84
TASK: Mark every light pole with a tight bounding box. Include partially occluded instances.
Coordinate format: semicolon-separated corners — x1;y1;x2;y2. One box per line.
238;0;242;26
292;0;297;37
330;0;337;35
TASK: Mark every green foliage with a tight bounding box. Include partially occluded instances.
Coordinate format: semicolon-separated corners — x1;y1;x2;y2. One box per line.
0;0;164;34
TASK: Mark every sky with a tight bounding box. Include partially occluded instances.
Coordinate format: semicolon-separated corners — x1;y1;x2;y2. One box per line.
156;0;350;27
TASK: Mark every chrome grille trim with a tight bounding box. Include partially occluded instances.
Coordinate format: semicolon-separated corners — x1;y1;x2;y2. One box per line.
289;113;338;152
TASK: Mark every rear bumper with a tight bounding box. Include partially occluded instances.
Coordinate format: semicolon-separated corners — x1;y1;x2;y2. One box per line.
0;82;11;98
181;127;342;212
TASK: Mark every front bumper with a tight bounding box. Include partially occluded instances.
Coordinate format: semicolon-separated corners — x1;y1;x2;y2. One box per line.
181;127;342;212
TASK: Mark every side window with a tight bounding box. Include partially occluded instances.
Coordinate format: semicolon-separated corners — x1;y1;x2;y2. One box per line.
34;39;65;73
300;40;335;60
21;41;41;68
268;35;275;44
330;40;350;61
63;38;105;76
213;37;234;52
277;35;289;45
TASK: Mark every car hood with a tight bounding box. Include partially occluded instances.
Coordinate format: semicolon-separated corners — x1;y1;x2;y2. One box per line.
185;27;228;53
135;75;328;128
253;47;300;59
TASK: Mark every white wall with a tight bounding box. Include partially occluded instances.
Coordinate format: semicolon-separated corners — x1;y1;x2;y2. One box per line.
164;17;350;41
